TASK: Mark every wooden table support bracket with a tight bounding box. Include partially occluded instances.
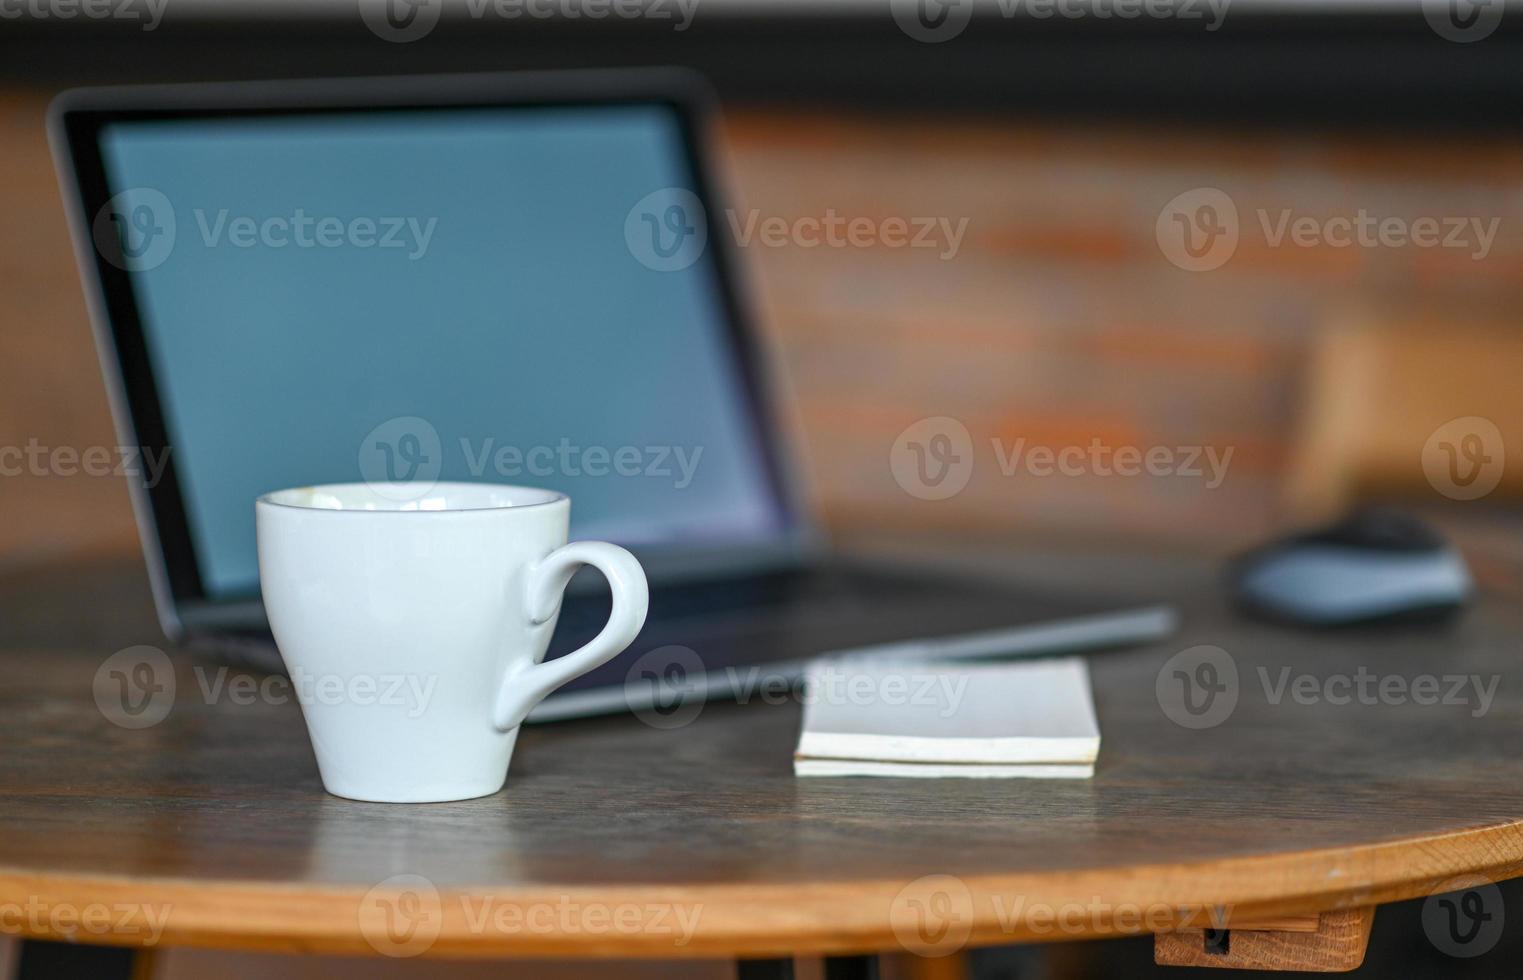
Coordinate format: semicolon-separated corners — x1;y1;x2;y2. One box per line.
1154;907;1376;972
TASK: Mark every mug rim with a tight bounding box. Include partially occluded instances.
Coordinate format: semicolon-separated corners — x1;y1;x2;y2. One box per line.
256;481;569;514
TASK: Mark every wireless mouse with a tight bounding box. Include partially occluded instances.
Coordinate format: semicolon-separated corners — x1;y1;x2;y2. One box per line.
1230;507;1472;626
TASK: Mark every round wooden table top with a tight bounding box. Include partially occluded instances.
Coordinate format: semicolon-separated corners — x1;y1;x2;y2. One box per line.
2;549;1522;959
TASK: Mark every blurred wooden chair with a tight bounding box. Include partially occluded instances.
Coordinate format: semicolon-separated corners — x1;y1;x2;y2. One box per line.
1284;312;1523;523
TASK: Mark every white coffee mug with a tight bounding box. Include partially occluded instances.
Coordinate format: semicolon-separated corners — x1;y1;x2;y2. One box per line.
255;482;648;803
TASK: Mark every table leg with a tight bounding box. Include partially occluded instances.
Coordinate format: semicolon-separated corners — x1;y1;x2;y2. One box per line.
14;941;143;980
737;959;795;980
824;955;881;980
736;955;882;980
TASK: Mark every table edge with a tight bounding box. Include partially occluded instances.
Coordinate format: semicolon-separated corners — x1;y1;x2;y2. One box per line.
3;818;1521;958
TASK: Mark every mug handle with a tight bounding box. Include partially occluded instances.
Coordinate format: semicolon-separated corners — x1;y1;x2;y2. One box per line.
492;541;649;731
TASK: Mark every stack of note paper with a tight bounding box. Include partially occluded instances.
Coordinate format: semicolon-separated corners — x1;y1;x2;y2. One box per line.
793;656;1100;778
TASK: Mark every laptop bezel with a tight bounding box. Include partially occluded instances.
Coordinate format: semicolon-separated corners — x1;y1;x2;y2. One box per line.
49;69;823;641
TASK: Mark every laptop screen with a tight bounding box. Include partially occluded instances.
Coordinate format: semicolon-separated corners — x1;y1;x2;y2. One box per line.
95;104;788;600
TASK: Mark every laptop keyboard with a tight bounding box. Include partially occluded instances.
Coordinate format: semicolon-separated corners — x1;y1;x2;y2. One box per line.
553;564;946;639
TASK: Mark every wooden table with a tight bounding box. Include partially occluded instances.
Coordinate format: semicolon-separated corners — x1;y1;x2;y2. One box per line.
2;546;1521;977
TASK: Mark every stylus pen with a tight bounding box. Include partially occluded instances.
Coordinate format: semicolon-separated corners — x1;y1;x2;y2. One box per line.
823;605;1180;664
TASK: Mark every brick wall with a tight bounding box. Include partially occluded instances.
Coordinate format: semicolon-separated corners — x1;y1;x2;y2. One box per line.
2;93;1519;562
724;114;1523;547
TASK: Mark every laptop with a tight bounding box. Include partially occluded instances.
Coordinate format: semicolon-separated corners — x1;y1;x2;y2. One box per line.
50;69;1176;721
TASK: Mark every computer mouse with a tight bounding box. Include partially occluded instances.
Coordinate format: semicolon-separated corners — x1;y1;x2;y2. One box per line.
1230;507;1472;627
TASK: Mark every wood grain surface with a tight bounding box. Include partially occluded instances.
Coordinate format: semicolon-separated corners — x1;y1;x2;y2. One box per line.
1;549;1521;958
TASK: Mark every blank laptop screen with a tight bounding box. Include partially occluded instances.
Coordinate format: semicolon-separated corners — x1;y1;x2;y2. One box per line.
97;105;785;599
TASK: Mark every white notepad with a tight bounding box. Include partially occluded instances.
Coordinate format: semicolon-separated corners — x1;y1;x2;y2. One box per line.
794;656;1099;777
793;759;1096;778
